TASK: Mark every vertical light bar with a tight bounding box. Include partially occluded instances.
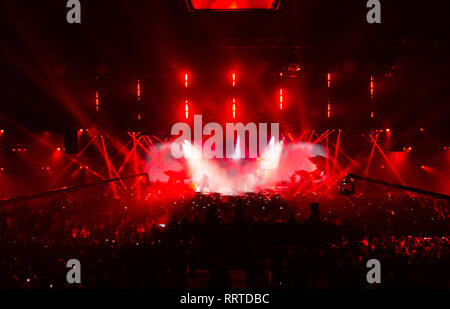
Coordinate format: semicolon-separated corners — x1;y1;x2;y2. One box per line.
185;73;189;88
279;89;283;110
370;75;374;98
327;73;331;88
232;98;236;119
370;75;374;118
137;80;141;101
327;100;331;118
95;91;99;112
185;100;189;119
232;73;236;87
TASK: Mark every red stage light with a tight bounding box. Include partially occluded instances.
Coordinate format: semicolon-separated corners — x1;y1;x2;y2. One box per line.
137;80;141;100
386;128;390;132
186;0;280;10
79;129;83;133
185;73;189;88
232;73;236;87
232;98;236;119
370;76;374;98
185;100;189;119
57;147;61;151
327;101;331;118
0;129;4;134
327;73;331;88
279;89;283;110
95;91;99;111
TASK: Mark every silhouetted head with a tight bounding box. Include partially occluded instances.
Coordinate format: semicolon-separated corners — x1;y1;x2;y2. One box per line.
310;203;319;216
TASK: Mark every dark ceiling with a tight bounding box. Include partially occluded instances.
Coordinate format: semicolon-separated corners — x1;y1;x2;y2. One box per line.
0;0;449;137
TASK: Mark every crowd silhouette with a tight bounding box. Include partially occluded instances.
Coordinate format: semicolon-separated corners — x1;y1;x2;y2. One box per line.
0;185;448;289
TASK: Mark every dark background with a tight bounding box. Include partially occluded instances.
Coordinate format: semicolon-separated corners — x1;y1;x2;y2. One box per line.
0;0;449;138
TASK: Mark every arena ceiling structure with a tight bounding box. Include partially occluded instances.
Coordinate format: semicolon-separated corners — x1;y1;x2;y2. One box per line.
0;0;448;135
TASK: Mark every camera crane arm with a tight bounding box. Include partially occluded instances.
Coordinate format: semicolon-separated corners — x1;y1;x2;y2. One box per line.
345;173;450;201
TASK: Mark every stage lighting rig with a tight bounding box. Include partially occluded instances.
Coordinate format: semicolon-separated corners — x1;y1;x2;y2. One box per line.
185;0;281;11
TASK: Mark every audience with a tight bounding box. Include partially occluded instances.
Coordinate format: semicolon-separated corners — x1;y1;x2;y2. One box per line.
0;184;448;289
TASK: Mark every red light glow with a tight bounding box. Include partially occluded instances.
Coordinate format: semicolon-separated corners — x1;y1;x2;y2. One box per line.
188;0;277;10
95;91;99;112
370;76;374;98
279;89;283;110
137;80;141;101
232;98;236;119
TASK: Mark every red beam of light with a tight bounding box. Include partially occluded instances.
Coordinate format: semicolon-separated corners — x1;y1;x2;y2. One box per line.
151;135;165;145
0;115;108;185
185;73;189;88
370;135;406;185
134;135;156;159
333;130;341;172
2;44;93;130
81;132;126;188
287;132;294;143
308;130;315;143
143;135;158;152
117;143;137;174
312;130;333;144
325;134;330;177
97;135;126;188
131;134;141;199
365;133;379;177
185;101;189;119
51;134;101;186
384;128;391;152
421;165;435;174
326;136;364;172
118;132;142;173
108;138;134;163
100;135;120;197
297;130;308;142
121;134;153;184
232;72;236;87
